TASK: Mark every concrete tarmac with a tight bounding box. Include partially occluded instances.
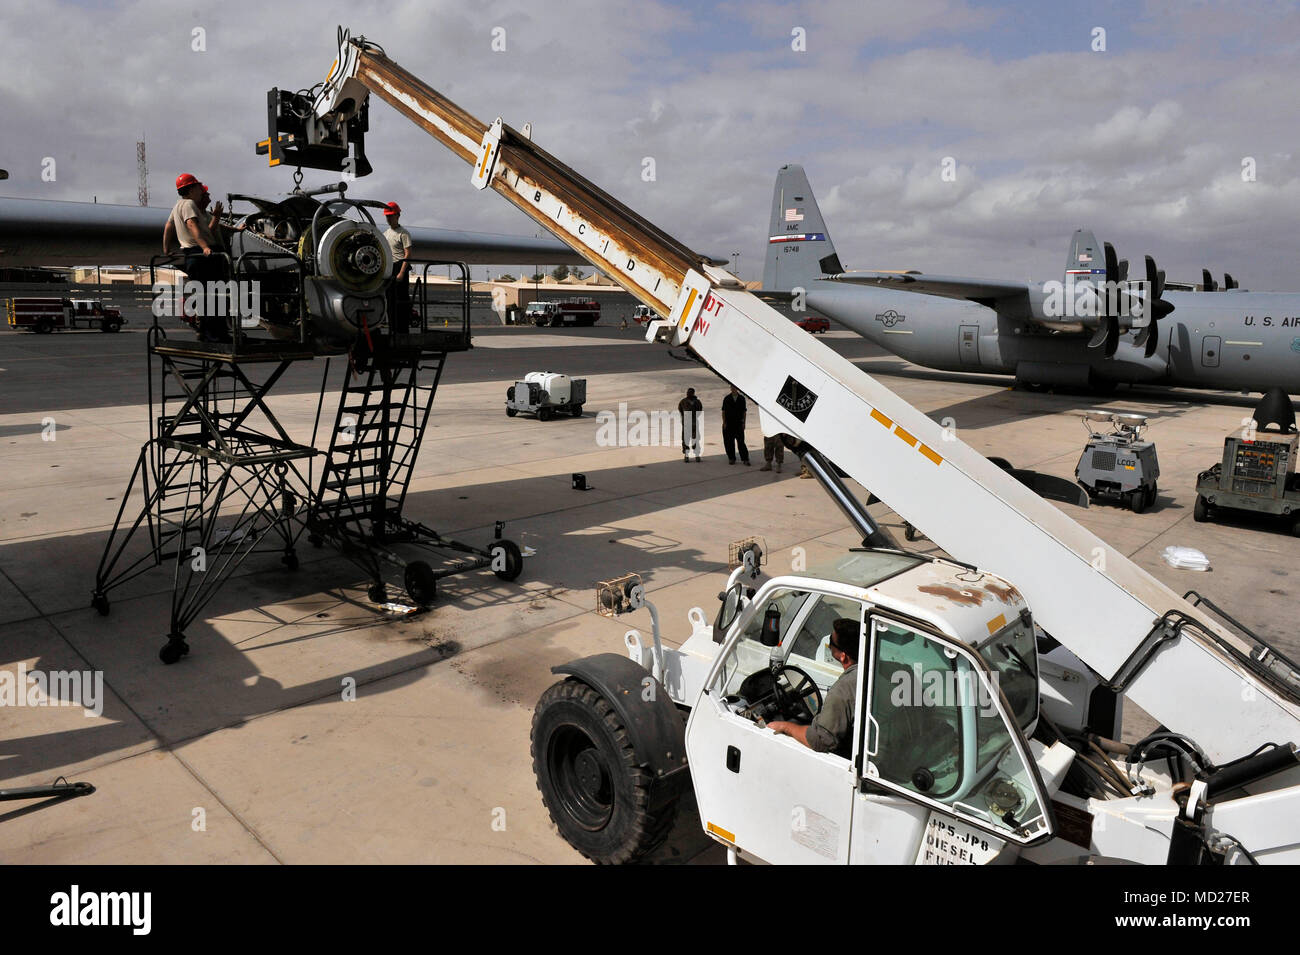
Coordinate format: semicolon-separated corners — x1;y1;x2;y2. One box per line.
0;323;1295;864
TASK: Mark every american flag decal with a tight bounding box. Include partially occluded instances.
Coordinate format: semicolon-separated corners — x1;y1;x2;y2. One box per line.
784;208;804;222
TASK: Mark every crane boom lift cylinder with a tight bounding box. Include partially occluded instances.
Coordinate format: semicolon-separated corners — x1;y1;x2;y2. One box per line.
304;32;1300;795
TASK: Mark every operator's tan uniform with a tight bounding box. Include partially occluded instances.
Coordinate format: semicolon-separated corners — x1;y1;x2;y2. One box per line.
805;663;857;757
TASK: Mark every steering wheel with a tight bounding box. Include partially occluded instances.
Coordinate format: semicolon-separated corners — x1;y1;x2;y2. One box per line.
771;664;823;723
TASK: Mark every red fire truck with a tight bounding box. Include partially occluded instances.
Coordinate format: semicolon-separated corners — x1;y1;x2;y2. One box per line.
6;297;125;333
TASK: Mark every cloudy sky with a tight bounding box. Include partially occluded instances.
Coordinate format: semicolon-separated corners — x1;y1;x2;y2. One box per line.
2;0;1298;287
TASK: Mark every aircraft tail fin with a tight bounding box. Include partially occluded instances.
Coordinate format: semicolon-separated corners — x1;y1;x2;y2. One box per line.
1066;229;1105;283
762;164;841;291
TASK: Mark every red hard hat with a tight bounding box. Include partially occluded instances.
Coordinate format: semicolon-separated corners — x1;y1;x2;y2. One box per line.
383;202;401;216
176;173;200;190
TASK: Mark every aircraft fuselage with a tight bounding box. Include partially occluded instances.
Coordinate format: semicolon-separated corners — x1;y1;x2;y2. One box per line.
808;281;1300;392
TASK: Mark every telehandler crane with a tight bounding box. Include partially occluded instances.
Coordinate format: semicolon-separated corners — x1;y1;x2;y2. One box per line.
282;28;1300;864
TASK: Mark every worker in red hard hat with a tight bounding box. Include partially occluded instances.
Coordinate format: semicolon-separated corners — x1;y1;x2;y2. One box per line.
383;201;413;334
164;172;230;343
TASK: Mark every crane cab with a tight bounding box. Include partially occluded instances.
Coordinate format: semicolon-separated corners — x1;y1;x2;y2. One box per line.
686;550;1056;864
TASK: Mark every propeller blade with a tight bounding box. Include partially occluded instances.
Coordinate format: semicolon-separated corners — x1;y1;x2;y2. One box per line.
1104;242;1119;286
1202;269;1217;292
1225;272;1237;290
1157;269;1166;295
1144;316;1159;357
1134;324;1150;347
1104;316;1119;358
1088;323;1110;350
1118;259;1129;281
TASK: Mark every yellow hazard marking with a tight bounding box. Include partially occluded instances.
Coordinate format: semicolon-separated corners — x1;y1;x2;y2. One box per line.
870;409;893;429
986;613;1007;635
707;821;735;843
678;287;699;327
894;426;916;447
476;143;493;177
919;444;943;466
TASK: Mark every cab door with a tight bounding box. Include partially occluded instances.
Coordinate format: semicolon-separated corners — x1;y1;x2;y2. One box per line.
852;616;1056;864
684;587;861;863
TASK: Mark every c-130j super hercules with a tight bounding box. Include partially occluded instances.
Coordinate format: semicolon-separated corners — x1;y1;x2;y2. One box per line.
261;27;1300;865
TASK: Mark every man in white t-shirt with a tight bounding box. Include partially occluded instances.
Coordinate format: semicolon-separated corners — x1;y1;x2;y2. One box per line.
166;172;230;341
383;202;413;334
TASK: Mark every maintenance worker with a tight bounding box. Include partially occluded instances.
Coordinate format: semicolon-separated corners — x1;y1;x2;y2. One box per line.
678;387;703;462
767;617;859;759
760;433;784;473
383;202;412;334
166;172;229;342
722;385;751;466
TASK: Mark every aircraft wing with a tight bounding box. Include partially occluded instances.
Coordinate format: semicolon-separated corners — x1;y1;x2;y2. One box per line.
0;196;587;267
826;270;1031;308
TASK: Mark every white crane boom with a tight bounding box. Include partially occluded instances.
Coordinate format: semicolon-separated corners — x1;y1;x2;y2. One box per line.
311;32;1300;770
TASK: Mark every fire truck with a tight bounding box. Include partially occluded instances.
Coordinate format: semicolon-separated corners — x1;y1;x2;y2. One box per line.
6;297;125;333
524;298;600;327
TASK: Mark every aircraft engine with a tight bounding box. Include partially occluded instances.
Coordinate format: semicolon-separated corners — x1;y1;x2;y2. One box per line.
225;191;394;350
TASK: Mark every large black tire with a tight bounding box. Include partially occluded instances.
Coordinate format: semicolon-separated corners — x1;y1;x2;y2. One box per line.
537;405;555;422
1129;488;1147;514
101;318;122;333
570;404;583;418
531;679;678;865
505;406;518;417
1193;495;1209;522
34;318;52;334
1291;514;1300;538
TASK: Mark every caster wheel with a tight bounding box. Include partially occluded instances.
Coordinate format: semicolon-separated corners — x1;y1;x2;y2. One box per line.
1129;489;1147;514
404;561;438;607
538;406;555;422
368;583;387;604
91;592;109;616
570;405;584;418
490;539;524;581
159;637;189;665
281;551;299;571
506;407;518;417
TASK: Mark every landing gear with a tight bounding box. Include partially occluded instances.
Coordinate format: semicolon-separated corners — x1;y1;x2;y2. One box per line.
404;560;438;607
491;539;524;581
159;634;190;665
368;582;387;604
531;679;678;865
91;592;109;616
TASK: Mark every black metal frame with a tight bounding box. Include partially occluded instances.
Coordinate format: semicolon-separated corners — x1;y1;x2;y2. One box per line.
93;253;519;663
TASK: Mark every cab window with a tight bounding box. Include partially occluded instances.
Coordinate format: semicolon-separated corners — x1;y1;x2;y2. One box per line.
866;619;1050;843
